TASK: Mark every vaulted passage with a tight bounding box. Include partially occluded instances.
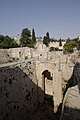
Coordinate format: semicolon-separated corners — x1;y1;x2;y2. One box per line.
42;70;53;95
42;70;53;80
42;70;53;105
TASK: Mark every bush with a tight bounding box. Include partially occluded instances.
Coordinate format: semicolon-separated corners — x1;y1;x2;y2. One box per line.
63;40;77;53
49;47;59;52
49;47;55;52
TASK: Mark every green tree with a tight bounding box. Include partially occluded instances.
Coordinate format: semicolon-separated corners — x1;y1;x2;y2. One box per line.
22;28;31;37
43;36;49;47
32;28;36;45
12;41;20;48
77;41;80;50
49;47;55;52
3;36;14;48
49;47;59;52
46;32;50;39
66;37;70;43
59;38;62;46
20;28;32;47
43;32;50;47
63;40;77;53
0;35;19;48
0;35;15;48
0;35;3;42
0;35;4;48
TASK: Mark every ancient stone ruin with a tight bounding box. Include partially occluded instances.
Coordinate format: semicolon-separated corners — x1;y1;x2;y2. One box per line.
0;43;80;120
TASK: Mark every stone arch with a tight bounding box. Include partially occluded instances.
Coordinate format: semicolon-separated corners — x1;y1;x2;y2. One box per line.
42;70;53;80
36;61;62;112
42;70;53;99
42;69;53;106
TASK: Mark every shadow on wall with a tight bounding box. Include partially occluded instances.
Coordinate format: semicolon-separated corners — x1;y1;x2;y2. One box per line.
42;70;53;80
0;66;59;120
60;106;80;120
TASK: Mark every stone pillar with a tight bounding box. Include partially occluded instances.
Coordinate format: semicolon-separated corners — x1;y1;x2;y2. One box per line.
42;74;45;99
53;67;62;112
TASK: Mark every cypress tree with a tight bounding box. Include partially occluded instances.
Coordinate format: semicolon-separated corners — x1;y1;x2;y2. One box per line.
59;38;62;46
32;28;36;45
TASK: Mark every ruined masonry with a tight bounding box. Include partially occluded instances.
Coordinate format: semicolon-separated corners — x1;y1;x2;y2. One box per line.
0;43;79;120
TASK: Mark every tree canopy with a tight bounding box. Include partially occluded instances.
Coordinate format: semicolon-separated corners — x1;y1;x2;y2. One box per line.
59;38;62;46
32;28;36;45
0;35;19;48
63;39;77;53
43;32;50;47
20;28;32;47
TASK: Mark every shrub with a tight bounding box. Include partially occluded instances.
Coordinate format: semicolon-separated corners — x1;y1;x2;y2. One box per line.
63;40;77;53
49;47;59;52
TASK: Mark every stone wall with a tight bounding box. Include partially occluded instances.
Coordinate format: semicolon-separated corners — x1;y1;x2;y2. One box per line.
0;44;48;63
8;47;32;60
0;49;9;64
36;60;62;112
0;56;70;116
49;41;66;49
0;45;80;114
0;60;42;120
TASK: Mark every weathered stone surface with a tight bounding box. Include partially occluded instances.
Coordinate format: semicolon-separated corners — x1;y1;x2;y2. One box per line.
0;42;80;118
0;60;39;120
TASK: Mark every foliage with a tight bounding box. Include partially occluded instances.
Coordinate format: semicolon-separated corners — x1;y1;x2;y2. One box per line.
50;38;57;42
49;47;59;52
73;37;80;50
63;40;77;53
49;47;55;51
59;38;62;46
20;28;32;47
12;41;20;48
21;28;31;37
0;35;19;48
66;37;70;43
55;47;59;51
20;27;36;48
43;36;49;47
46;32;50;39
77;41;80;50
43;32;50;47
32;28;36;45
0;35;3;43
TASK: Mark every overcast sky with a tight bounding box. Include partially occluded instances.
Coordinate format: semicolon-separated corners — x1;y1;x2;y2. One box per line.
0;0;80;39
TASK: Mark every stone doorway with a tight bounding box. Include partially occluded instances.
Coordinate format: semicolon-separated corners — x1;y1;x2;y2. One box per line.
42;70;53;105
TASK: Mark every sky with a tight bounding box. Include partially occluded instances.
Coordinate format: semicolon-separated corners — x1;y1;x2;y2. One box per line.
0;0;80;39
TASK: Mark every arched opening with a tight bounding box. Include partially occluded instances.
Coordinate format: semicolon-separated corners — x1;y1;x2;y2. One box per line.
42;70;53;80
42;70;53;105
